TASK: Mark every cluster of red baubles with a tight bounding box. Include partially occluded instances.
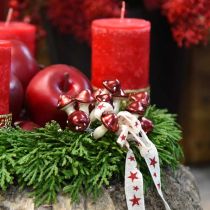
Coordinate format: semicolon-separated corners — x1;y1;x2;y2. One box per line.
58;79;154;135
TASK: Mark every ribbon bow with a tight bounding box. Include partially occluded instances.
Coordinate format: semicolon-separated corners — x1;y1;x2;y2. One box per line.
92;102;171;210
117;111;171;210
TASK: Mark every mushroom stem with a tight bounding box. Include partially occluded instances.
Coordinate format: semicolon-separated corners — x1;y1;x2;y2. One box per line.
62;104;75;115
79;103;90;115
113;98;120;113
90;108;96;122
93;124;108;139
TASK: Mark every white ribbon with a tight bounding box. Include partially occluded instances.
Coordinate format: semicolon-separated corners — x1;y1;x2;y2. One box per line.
125;149;145;209
91;103;171;210
117;111;171;210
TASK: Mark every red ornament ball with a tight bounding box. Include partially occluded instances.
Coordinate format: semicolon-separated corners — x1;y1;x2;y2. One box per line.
140;117;154;133
67;110;90;132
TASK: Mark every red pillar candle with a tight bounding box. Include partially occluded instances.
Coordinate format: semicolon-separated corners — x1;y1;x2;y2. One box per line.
0;40;11;115
91;18;151;90
0;22;36;55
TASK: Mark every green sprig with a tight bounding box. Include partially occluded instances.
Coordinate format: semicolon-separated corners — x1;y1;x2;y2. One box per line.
0;106;183;206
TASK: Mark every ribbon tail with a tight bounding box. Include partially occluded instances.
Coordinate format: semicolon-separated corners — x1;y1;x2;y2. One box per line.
116;111;170;210
125;149;145;210
139;130;171;210
117;125;129;149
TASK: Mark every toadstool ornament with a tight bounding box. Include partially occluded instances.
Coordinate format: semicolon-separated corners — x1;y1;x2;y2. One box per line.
126;101;145;118
129;91;150;108
90;101;114;122
57;94;76;116
93;88;106;99
93;112;119;139
90;93;113;122
96;93;113;104
103;79;127;113
102;79;120;94
112;89;127;113
75;89;95;114
140;117;154;133
67;110;90;132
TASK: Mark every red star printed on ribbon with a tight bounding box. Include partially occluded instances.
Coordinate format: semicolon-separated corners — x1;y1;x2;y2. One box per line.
157;183;160;189
128;171;138;182
97;104;105;110
153;172;157;177
133;186;139;191
130;195;141;206
149;157;157;168
135;121;139;127
128;156;135;161
120;134;126;141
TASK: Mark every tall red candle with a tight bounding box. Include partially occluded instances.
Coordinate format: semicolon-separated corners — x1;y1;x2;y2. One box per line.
91;18;151;90
0;22;36;55
0;41;11;115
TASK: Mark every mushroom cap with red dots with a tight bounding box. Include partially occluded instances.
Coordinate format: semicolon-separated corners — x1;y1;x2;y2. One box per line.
101;112;119;132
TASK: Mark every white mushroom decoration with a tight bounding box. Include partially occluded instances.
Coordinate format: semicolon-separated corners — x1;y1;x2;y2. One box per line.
90;92;113;122
57;79;153;136
93;111;119;139
57;94;76;116
75;89;95;115
102;79;127;113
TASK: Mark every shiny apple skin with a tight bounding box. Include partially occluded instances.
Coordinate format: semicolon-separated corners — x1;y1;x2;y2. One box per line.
10;74;24;121
26;64;92;127
10;40;39;89
14;120;40;131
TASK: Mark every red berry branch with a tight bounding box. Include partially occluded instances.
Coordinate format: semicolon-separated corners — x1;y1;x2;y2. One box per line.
6;0;210;46
162;0;210;47
47;0;120;42
144;0;210;47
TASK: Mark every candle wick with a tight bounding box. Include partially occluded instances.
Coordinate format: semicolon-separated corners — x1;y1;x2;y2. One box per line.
120;1;126;19
5;8;13;26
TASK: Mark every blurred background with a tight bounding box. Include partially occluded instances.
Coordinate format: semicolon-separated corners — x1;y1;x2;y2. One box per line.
1;0;210;209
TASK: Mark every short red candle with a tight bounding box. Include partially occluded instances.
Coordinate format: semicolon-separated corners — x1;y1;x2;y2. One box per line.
0;22;36;55
0;41;11;115
91;18;151;90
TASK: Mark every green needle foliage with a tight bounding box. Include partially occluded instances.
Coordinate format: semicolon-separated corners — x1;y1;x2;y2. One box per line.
0;106;183;206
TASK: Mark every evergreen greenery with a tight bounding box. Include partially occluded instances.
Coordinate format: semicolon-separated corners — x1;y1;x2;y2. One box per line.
0;106;183;206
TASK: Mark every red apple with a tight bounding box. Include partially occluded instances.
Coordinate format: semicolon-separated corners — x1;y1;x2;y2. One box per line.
10;74;24;121
10;40;39;88
14;120;40;131
26;64;92;126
